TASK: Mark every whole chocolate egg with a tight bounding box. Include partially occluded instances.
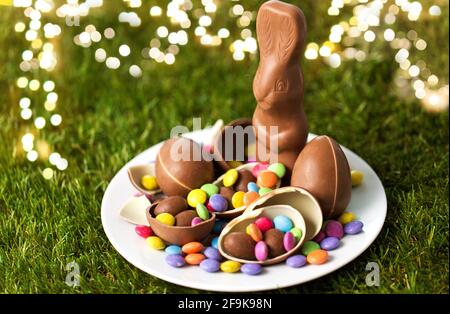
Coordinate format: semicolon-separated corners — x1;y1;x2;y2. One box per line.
175;210;198;226
234;169;256;192
154;196;188;216
291;135;351;219
223;232;256;260
264;228;286;258
155;137;214;197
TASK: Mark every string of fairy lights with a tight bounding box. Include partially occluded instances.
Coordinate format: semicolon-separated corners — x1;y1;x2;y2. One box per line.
10;0;448;179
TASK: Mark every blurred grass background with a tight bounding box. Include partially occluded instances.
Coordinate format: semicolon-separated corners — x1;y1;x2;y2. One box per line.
0;0;448;293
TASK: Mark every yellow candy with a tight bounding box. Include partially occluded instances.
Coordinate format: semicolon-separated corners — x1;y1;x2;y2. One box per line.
187;189;207;208
223;169;239;187
231;191;245;208
146;236;165;250
156;213;175;226
220;260;241;273
141;175;159;190
351;170;364;187
228;160;243;168
338;212;355;225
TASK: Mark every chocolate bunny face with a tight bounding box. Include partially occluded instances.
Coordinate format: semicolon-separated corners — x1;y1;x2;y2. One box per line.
253;0;307;109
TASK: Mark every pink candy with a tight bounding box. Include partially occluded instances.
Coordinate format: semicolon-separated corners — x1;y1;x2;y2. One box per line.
191;217;204;226
254;217;274;233
251;162;269;178
313;230;326;243
135;225;153;238
325;220;344;239
283;232;295;251
255;241;269;261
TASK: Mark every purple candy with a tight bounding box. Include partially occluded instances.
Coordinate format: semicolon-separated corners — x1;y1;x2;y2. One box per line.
204;247;222;261
241;263;263;275
283;232;295;251
165;254;185;268
320;237;340;251
191;217;203;226
286;255;307;268
344;221;364;235
199;259;220;273
325;220;344;239
209;194;228;212
312;230;326;243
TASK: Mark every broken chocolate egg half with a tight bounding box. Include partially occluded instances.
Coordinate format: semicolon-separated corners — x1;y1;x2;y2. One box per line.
291;135;352;219
212;162;281;220
146;202;216;246
127;163;162;196
218;205;306;265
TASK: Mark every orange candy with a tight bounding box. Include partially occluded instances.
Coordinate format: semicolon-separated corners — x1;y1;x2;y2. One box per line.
244;191;259;206
307;249;328;265
246;223;263;242
185;253;206;265
257;171;278;188
182;242;204;254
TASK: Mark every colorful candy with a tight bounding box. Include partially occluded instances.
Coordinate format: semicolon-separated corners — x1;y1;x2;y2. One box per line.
246;223;263;242
141;174;159;190
182;242;204;254
283;232;296;251
156;213;175;226
241;263;263;276
247;182;259;193
325;220;344;239
338;212;355;225
254;217;274;233
273;215;293;232
220;260;241;273
211;237;219;249
268;163;286;178
208;194;228;212
165;254;186;268
312;230;326;243
204;247;222;261
231;191;245;208
200;259;220;272
251;162;269;178
254;241;269;261
258;187;272;196
165;245;182;255
146;236;165;250
213;220;227;233
135;225;153;238
195;203;210;220
307;249;328;265
286;255;307;268
243;191;259;206
351;170;364;187
191;217;204;226
320;237;340;251
290;227;302;241
201;183;219;197
344;221;364;234
187;189;207;207
185;253;206;265
223;169;239;187
257;171;278;188
301;241;320;255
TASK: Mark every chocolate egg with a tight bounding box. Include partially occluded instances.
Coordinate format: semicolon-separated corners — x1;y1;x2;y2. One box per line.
154;196;188;216
155;137;214;197
175;210;198;226
234;169;256;192
223;232;256;260
264;228;286;258
291;136;351;219
219;186;235;210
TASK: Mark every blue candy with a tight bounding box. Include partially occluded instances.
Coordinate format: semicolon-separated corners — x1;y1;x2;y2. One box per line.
241;263;263;275
165;254;185;268
211;237;219;249
273;215;293;232
320;237;340;251
204;246;222;261
213;220;227;234
200;259;220;273
247;182;259;193
165;245;182;255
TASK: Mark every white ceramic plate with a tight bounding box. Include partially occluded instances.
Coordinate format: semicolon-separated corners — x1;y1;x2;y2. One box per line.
101;127;387;292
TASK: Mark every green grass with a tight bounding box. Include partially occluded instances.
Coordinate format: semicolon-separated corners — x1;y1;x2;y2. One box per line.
0;1;448;293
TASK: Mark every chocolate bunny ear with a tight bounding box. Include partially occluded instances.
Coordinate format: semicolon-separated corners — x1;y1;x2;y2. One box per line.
277;16;296;62
256;10;273;58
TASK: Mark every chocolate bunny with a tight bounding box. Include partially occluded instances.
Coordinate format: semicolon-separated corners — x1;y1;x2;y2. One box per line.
252;0;308;180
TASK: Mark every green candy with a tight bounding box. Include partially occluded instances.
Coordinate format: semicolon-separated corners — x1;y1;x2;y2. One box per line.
268;163;286;178
290;227;303;240
301;241;320;255
196;203;210;220
201;183;219;197
259;187;272;196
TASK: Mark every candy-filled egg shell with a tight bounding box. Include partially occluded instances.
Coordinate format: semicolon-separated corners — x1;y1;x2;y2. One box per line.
218;205;306;265
146;203;215;246
127;163;162;196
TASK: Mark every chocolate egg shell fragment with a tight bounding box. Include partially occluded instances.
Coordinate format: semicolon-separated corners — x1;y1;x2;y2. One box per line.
291;135;351;219
235;169;256;192
223;232;256;260
154;196;188;216
155;137;214;197
175;210;198;226
264;228;286;258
